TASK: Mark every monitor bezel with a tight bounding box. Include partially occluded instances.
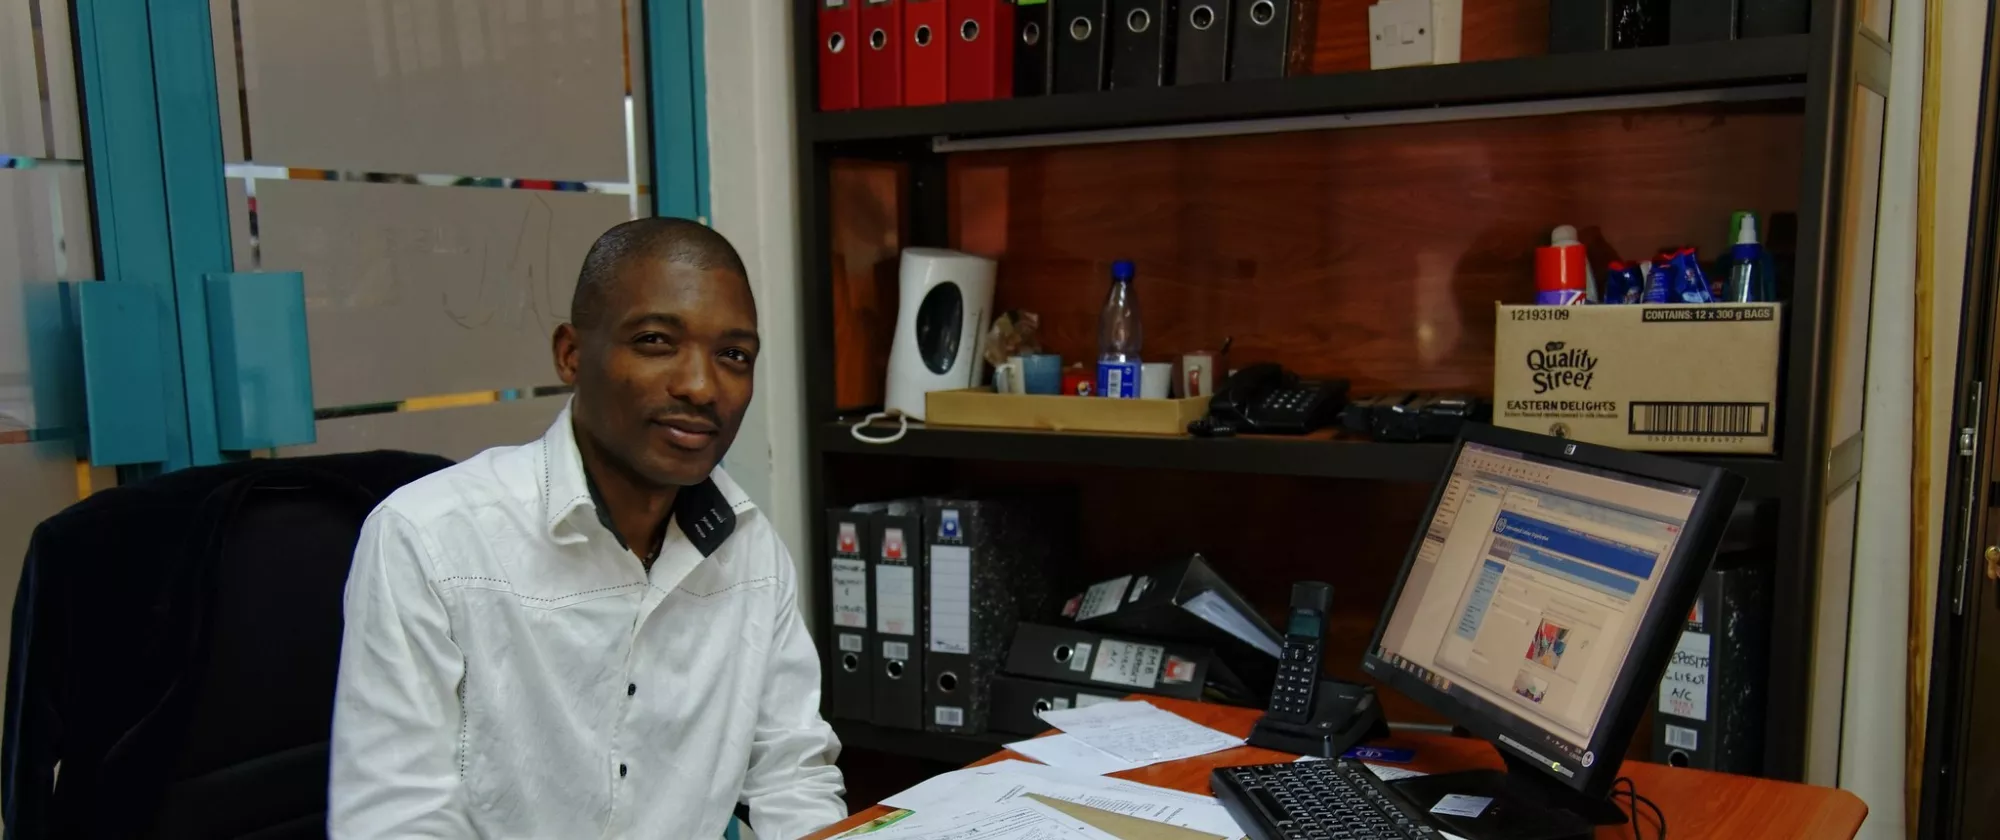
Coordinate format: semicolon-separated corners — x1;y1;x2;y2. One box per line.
1360;423;1744;801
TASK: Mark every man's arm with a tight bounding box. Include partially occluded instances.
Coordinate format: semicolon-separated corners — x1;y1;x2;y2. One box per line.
328;507;475;838
739;536;847;840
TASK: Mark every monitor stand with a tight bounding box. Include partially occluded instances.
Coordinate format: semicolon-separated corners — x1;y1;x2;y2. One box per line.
1385;753;1628;840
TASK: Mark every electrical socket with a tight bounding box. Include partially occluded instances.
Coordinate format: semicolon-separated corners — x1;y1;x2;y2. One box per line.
1368;0;1433;69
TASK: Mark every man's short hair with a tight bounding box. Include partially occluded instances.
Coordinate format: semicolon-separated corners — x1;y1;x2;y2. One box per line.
569;217;750;329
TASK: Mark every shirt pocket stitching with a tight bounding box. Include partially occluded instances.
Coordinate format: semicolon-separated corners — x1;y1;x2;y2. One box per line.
673;575;777;599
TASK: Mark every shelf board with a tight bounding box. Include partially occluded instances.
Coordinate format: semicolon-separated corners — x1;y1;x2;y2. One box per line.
832;719;1016;765
815;421;1784;498
809;37;1810;145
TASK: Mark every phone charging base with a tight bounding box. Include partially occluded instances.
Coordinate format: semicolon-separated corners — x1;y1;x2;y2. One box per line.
1249;679;1391;758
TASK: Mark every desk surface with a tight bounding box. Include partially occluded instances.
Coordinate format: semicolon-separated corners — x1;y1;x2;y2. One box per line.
808;698;1866;840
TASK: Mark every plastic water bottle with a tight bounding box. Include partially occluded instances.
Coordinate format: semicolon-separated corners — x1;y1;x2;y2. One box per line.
1096;260;1143;398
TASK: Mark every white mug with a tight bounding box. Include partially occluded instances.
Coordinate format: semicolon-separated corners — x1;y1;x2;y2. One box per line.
1140;362;1173;399
994;356;1028;394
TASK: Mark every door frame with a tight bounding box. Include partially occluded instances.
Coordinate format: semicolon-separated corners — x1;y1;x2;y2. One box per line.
1919;1;2000;834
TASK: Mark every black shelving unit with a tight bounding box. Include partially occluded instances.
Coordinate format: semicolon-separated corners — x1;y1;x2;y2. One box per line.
819;421;1787;499
794;0;1873;783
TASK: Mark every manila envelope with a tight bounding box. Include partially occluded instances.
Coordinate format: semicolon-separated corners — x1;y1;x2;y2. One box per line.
1024;794;1240;840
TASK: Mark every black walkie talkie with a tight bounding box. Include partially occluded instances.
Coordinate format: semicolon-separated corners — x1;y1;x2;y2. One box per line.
1268;581;1330;724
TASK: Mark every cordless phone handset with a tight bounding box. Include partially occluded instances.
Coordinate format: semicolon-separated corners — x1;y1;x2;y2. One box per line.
1268;581;1332;724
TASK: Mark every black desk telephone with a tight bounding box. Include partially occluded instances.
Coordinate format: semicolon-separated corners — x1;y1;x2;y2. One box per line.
1189;363;1350;437
1247;582;1388;758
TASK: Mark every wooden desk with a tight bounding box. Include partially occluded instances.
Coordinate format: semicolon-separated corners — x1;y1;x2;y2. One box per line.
808;698;1866;839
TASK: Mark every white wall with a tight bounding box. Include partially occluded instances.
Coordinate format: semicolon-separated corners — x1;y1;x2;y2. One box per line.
705;0;815;619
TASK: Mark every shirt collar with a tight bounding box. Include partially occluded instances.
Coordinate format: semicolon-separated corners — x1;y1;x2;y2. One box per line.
540;403;754;558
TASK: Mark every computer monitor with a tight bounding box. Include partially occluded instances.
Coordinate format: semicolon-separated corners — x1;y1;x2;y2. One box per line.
1362;424;1742;834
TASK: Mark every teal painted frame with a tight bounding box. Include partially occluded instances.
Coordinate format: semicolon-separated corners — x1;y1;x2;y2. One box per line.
72;0;192;471
73;0;238;471
147;0;234;467
648;0;711;221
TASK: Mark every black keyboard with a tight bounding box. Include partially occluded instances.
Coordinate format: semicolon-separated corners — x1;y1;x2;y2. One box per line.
1211;760;1438;840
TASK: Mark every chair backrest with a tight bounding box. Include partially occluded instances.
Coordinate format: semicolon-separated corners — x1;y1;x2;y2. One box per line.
146;480;373;840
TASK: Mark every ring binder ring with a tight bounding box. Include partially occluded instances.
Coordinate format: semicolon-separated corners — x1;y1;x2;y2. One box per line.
938;671;959;692
869;28;886;48
1249;0;1274;25
886;660;905;679
961;18;980;40
842;653;861;672
1022;20;1041;44
1190;4;1215;28
1127;8;1150;31
915;24;933;45
1069;16;1092;40
830;32;847;52
1053;644;1073;663
1034;699;1053;714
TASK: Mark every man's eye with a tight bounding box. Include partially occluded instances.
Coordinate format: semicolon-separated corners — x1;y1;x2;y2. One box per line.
635;333;669;345
720;348;753;363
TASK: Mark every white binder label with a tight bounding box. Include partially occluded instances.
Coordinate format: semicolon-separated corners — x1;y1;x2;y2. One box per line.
1077;576;1132;620
928;545;972;654
838;632;864;653
1051;698;1072;711
1075;693;1118;708
1090;639;1164;689
882;641;909;661
935;706;964;727
832;558;868;628
1664;724;1699;751
1069;642;1093;672
1659;630;1711;721
876;565;916;636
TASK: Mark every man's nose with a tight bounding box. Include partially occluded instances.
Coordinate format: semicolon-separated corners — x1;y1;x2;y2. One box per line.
666;354;716;406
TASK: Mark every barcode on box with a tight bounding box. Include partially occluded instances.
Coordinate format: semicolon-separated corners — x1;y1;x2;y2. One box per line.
1629;402;1771;437
935;706;964;727
1665;724;1699;751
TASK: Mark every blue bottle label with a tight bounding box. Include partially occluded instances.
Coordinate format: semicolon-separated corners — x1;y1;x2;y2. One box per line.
1097;361;1139;398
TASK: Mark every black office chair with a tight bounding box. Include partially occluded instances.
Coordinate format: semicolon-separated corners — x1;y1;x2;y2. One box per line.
3;452;451;840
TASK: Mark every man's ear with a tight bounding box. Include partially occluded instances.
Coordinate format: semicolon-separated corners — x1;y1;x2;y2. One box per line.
553;323;581;386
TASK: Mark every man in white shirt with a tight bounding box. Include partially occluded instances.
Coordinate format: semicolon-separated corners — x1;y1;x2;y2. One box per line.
329;218;846;839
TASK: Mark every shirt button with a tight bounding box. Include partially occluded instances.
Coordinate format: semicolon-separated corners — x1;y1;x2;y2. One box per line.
619;763;629;778
627;683;636;696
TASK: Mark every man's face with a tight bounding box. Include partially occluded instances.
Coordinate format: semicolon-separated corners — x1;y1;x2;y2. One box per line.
554;260;759;488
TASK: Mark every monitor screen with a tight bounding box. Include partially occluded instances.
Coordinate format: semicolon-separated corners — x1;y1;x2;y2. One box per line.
1371;441;1700;777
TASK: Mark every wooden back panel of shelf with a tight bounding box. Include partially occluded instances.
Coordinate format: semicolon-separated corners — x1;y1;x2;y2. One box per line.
830;101;1804;409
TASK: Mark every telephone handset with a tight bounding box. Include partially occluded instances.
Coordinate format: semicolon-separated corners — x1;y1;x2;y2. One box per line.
1247;580;1390;757
1189;363;1349;437
1268;581;1330;723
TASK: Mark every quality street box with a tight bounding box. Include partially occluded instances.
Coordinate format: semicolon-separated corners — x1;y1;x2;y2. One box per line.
1493;303;1781;454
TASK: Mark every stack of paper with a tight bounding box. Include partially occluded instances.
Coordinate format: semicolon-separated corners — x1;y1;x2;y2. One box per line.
860;759;1244;839
1034;701;1245;765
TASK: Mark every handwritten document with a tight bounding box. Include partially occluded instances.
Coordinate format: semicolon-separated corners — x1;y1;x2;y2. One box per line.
881;759;1241;838
1036;701;1245;764
853;798;1122;840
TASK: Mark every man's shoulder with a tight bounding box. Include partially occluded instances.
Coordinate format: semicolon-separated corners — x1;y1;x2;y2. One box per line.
373;437;542;530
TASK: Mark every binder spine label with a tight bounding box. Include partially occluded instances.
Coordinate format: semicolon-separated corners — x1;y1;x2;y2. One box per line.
876;565;916;635
883;640;910;661
1076;694;1119;708
1069;642;1093;671
1077;575;1132;619
839;633;865;652
1659;631;1711;720
928;544;973;653
832;557;869;628
1665;724;1699;750
935;706;964;727
1090;639;1164;688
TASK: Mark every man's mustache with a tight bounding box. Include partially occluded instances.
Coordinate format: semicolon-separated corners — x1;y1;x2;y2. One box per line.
651;403;722;428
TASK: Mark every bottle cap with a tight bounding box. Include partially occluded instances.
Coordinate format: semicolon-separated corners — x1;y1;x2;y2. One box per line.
1735;214;1760;246
1551;225;1581;246
1111;260;1135;281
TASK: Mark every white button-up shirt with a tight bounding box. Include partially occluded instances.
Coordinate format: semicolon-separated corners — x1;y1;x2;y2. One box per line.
329;408;846;839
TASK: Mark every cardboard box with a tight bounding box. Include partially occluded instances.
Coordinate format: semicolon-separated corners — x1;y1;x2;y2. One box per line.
925;388;1211;436
1493;303;1781;454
